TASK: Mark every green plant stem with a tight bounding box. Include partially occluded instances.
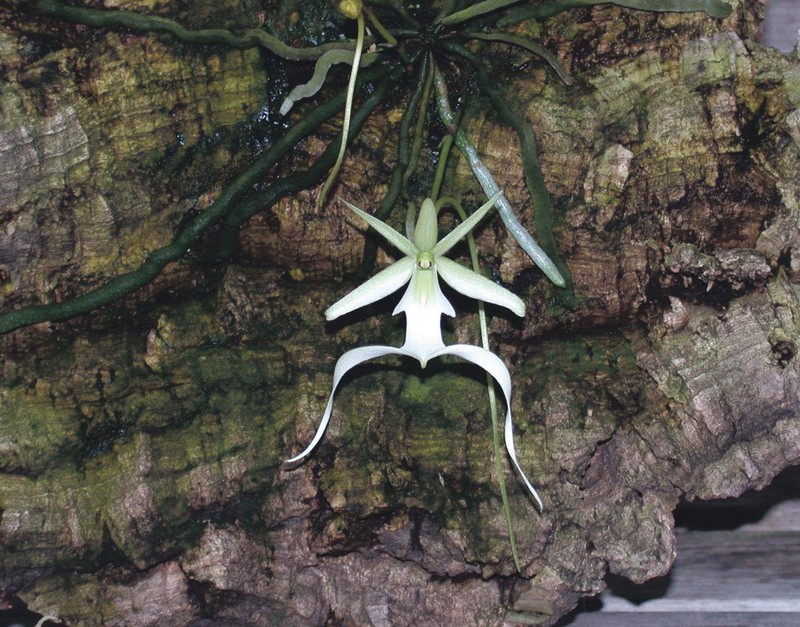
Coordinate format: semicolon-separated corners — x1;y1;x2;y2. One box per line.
33;0;374;60
0;62;397;334
318;12;366;208
430;118;454;205
442;43;574;300
435;195;522;572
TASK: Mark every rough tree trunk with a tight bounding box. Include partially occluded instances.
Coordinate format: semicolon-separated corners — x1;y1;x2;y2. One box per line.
1;0;799;625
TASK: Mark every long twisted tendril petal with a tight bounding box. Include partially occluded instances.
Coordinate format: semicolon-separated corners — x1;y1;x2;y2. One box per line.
435;195;524;569
287;345;411;463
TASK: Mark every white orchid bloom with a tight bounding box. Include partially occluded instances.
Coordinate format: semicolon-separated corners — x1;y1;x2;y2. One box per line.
289;192;543;508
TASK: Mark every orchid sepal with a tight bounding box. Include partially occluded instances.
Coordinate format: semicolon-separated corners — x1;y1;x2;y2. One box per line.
287;344;409;464
431;191;501;256
343;200;417;257
288;340;543;508
428;343;543;510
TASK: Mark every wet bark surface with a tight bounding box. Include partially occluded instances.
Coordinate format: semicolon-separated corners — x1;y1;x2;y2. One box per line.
2;0;799;625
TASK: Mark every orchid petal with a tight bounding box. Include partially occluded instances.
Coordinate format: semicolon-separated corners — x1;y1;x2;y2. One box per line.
343;200;417;257
413;198;439;251
428;343;543;509
431;191;502;257
436;257;525;317
287;344;412;463
325;257;415;321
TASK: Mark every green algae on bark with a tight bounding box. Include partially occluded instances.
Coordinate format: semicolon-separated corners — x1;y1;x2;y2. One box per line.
1;315;293;576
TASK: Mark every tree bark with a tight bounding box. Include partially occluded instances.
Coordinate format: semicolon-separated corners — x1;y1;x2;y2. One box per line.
2;0;799;625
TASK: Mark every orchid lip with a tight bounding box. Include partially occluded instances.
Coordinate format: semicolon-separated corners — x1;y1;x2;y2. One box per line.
287;341;543;509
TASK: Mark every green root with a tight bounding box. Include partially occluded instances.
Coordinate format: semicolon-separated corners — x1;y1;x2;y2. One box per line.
443;43;575;302
501;0;732;24
34;0;372;60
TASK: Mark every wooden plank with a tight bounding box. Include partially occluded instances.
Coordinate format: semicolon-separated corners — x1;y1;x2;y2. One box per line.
561;531;800;625
763;0;800;52
562;612;800;626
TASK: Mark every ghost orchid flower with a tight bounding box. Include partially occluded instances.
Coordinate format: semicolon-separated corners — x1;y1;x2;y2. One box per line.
289;192;542;508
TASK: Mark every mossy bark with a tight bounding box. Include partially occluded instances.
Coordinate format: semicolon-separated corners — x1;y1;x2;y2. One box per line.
2;0;799;625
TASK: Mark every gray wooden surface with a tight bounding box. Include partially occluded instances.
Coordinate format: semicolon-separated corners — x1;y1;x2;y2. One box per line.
559;467;800;626
763;0;800;51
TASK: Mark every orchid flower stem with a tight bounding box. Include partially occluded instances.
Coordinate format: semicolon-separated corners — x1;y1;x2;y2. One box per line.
432;63;566;287
405;201;416;241
363;6;397;45
318;12;365;208
430;108;456;204
482;322;522;576
436;196;522;572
